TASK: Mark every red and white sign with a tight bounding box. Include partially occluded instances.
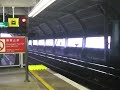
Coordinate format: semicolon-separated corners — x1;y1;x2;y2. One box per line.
0;37;26;53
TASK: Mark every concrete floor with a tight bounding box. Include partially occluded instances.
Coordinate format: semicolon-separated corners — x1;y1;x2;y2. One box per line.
0;68;89;90
0;68;47;90
37;69;89;90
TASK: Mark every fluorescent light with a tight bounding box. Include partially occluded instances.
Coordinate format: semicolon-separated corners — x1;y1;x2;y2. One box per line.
28;0;56;17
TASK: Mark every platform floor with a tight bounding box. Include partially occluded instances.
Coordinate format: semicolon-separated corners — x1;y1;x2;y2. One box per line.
0;68;47;90
0;68;89;90
36;69;89;90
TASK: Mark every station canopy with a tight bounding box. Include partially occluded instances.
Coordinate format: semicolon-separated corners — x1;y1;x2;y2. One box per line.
0;0;119;38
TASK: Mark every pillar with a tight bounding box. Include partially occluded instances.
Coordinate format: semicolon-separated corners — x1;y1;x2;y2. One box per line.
110;20;120;67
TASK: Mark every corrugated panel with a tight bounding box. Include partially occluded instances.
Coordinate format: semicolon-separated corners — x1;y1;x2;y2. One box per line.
40;23;53;35
75;5;101;20
81;15;104;28
59;14;82;32
47;20;65;34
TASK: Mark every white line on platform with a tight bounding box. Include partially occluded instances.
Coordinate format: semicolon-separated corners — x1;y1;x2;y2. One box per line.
48;69;90;90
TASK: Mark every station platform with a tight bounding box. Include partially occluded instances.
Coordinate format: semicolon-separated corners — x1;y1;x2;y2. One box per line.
0;67;89;90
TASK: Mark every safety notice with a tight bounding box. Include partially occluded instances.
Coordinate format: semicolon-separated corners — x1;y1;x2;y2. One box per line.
0;37;26;53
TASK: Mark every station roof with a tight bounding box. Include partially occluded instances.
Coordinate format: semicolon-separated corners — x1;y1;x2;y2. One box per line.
0;0;119;39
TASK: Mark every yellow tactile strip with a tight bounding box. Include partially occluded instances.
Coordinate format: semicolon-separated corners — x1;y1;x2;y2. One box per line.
28;65;47;70
30;70;55;90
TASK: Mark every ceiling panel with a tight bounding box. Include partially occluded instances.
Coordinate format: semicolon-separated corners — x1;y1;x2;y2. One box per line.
0;7;28;15
47;20;65;34
81;15;104;28
40;23;53;35
0;0;36;7
75;5;101;19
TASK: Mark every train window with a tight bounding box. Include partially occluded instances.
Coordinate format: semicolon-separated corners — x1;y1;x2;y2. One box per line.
28;40;32;45
33;40;38;45
46;39;53;46
86;37;104;48
38;40;45;46
68;38;82;47
1;33;12;37
55;39;65;46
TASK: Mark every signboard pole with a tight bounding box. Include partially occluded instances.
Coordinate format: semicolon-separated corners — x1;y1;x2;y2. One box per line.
24;16;30;82
24;36;30;82
3;6;5;22
20;53;23;68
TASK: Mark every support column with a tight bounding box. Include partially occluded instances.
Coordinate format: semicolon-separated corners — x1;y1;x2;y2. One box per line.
104;16;109;63
19;53;24;68
81;36;86;58
32;40;33;46
53;39;55;47
110;20;120;67
53;38;55;53
65;37;68;48
24;15;30;82
44;39;46;53
37;40;39;51
44;39;46;46
37;40;39;46
82;37;86;49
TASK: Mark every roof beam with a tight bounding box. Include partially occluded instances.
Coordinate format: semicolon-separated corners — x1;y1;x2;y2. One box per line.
56;19;68;37
59;0;79;10
45;22;56;38
38;25;46;38
71;13;87;35
46;4;98;14
35;26;44;38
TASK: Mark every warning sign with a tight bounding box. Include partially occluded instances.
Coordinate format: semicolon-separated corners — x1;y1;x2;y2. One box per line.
0;39;5;52
8;18;19;27
0;37;26;53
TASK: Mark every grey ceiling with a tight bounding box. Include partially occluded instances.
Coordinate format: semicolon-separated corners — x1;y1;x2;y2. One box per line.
0;0;119;38
0;0;36;7
0;0;36;15
29;0;109;39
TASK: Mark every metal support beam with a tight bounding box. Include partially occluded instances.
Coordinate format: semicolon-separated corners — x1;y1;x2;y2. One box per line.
12;6;15;18
32;39;33;46
110;20;120;67
32;28;38;39
44;39;46;53
65;37;68;48
82;36;86;48
38;25;46;39
56;19;68;37
75;4;97;13
71;13;87;58
45;4;97;15
45;22;56;38
59;0;79;10
98;1;120;20
3;6;5;22
71;13;87;34
35;27;42;39
24;15;30;82
37;39;39;46
19;53;24;68
104;15;109;62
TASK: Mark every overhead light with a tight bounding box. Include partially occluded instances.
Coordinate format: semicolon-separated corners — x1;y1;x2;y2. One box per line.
28;0;56;17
